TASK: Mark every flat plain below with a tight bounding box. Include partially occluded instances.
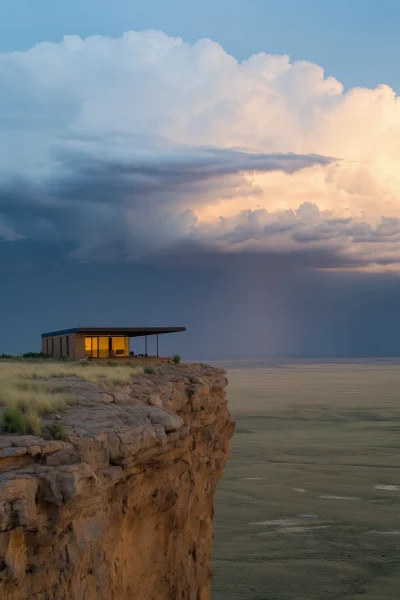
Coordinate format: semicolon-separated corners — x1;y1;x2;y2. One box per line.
211;360;400;600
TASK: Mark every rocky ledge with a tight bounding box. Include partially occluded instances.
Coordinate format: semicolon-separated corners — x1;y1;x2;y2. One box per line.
0;364;234;600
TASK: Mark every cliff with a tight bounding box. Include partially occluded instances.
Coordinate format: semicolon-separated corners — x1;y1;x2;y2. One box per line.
0;364;234;600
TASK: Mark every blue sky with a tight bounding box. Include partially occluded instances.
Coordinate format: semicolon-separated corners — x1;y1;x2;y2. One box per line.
1;0;400;91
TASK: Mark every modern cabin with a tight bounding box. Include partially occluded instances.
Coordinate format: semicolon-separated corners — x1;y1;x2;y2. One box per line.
41;327;186;361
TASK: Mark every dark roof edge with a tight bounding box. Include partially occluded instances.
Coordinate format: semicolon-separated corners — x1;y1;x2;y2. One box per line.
42;328;80;337
42;327;186;338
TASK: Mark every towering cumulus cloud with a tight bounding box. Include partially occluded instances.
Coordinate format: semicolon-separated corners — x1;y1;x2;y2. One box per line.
1;30;400;270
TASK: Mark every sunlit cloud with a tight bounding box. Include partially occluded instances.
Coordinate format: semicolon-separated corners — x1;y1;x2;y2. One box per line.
1;30;400;269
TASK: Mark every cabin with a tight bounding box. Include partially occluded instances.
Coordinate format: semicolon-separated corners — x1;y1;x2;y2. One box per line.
41;327;186;362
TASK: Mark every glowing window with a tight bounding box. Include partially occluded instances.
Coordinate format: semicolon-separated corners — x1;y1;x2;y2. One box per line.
111;337;128;356
85;337;92;358
99;337;109;358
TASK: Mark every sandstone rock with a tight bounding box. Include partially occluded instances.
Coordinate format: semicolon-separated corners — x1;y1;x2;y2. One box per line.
153;423;167;445
0;447;27;458
26;445;42;457
4;531;27;581
6;436;43;448
101;393;114;404
45;449;81;467
212;375;228;390
0;364;234;600
0;475;39;531
147;406;183;432
99;465;123;485
39;440;72;455
149;394;163;408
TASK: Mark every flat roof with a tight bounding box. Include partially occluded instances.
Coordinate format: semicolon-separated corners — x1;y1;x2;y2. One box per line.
42;327;186;338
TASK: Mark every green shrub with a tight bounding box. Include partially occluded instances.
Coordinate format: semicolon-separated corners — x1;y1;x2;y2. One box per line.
43;423;67;441
144;366;155;375
22;352;51;359
172;354;181;364
2;406;28;434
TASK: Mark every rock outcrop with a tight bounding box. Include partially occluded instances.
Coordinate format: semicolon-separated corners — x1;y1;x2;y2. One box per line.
0;364;234;600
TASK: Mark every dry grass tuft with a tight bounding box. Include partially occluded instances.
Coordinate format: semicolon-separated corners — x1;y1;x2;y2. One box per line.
0;361;146;435
74;364;145;387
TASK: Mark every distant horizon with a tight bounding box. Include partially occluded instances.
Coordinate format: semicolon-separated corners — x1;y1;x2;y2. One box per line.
198;355;400;363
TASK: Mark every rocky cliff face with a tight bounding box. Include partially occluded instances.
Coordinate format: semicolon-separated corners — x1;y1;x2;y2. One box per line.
0;364;234;600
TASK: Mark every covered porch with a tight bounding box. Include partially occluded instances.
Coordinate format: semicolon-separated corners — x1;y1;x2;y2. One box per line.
83;327;186;360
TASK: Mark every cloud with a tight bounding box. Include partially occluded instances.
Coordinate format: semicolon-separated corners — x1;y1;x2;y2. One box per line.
0;219;23;242
0;139;331;261
1;30;400;270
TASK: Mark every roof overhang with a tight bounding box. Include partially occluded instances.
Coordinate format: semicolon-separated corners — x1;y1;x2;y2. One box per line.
42;327;186;338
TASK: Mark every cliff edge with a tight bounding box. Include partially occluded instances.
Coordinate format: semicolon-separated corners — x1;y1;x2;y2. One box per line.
0;363;235;600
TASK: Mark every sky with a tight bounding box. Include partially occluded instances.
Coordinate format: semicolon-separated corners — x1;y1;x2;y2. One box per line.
2;0;400;358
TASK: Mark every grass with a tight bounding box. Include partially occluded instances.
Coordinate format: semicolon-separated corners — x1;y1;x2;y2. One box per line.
212;360;400;600
2;406;29;434
72;364;145;386
0;369;74;436
0;361;148;436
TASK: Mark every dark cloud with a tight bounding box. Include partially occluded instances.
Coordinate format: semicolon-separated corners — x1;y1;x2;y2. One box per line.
0;138;333;261
1;138;400;275
137;240;357;270
49;142;333;203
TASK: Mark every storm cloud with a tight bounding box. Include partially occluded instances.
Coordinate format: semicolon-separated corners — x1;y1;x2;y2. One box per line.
0;140;332;261
1;30;400;271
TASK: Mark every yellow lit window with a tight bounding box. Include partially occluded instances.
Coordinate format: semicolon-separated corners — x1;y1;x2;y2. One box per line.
85;337;92;358
99;337;109;358
111;337;128;357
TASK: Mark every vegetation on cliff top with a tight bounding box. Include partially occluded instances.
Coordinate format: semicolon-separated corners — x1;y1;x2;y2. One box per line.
0;361;154;436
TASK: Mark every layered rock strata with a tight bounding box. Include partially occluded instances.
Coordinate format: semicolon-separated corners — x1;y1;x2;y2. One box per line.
0;364;234;600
